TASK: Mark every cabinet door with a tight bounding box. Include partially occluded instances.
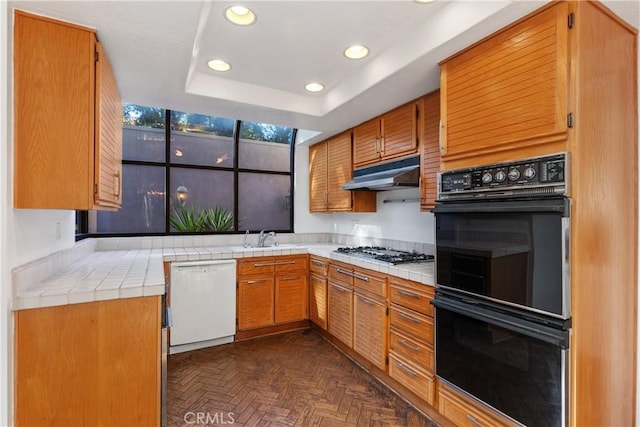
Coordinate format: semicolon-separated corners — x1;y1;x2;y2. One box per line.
309;142;328;212
14;11;96;209
440;3;569;168
438;383;512;427
275;273;308;324
419;91;441;210
15;297;161;426
328;283;353;347
309;273;328;330
326;131;353;211
353;292;387;370
381;102;418;160
353;118;381;167
94;42;123;209
238;276;275;330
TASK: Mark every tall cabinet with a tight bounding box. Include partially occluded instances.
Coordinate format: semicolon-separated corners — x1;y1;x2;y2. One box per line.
14;11;122;210
438;2;637;425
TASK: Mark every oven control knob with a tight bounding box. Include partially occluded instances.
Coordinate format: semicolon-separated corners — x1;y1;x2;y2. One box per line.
508;168;521;181
495;170;506;183
482;172;493;184
524;167;537;180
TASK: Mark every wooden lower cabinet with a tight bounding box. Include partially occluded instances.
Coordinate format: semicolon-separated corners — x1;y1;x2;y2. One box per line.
353;291;387;370
388;353;435;406
438;382;515;427
275;272;308;323
309;256;329;330
309;273;328;329
14;296;161;426
328;282;353;347
238;275;275;330
237;255;308;332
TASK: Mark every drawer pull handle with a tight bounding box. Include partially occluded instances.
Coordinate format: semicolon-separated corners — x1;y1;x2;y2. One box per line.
398;339;420;352
311;260;325;266
332;285;347;293
466;414;484;426
358;295;375;305
353;273;369;282
280;276;300;281
395;361;418;377
247;280;265;284
397;289;420;299
398;312;421;324
253;260;297;267
336;267;354;277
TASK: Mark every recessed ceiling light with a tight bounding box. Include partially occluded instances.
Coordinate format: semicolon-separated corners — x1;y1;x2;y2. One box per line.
414;0;437;3
344;45;369;60
305;82;324;93
225;5;256;26
207;59;231;72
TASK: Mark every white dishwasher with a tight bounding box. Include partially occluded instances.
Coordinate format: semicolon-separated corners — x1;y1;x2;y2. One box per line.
169;260;236;354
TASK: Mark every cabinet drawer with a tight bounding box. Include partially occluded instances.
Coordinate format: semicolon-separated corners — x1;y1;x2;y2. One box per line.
275;255;308;272
438;383;514;427
389;278;433;317
309;256;328;276
388;353;434;405
389;306;433;345
353;267;387;298
329;263;354;288
238;258;276;276
389;329;433;372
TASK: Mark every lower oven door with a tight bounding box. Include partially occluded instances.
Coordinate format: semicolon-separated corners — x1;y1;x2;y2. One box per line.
433;292;570;427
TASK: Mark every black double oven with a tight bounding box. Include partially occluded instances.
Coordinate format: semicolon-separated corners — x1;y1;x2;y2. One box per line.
432;153;570;427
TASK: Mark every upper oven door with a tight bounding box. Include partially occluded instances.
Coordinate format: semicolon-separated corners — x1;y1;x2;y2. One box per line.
433;197;570;319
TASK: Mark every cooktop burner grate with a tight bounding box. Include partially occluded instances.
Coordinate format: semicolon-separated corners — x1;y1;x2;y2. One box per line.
334;246;434;265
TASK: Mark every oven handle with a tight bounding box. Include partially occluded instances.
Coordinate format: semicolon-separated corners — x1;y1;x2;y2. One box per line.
432;197;569;215
432;295;570;349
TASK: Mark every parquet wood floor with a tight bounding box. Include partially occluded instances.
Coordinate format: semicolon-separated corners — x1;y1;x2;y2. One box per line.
167;329;440;427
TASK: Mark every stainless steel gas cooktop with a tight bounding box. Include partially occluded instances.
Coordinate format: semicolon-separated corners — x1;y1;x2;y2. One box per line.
334;246;434;265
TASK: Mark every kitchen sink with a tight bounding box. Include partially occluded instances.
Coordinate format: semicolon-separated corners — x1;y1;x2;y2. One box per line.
231;244;301;251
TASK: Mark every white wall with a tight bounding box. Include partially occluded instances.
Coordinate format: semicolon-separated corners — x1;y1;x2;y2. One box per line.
294;145;435;244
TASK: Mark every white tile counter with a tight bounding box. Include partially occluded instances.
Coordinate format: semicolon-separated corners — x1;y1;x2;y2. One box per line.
12;240;435;311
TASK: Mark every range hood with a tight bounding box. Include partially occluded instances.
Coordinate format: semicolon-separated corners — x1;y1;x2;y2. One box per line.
342;155;420;191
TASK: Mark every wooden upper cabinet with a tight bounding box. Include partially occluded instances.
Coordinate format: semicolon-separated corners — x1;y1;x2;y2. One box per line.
353;118;381;166
14;11;122;210
353;102;418;168
308;131;376;213
309;142;328;212
419;90;441;211
94;42;123;209
326;132;354;211
439;2;570;169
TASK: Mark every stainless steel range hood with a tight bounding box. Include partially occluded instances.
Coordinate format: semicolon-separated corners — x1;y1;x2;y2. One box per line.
342;155;420;191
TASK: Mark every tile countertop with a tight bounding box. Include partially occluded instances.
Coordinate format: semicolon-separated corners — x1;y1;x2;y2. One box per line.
12;243;435;311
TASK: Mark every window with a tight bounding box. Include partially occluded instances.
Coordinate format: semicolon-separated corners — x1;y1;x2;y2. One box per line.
85;104;295;236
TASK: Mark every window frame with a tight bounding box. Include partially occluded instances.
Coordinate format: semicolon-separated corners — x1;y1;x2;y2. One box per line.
76;107;296;239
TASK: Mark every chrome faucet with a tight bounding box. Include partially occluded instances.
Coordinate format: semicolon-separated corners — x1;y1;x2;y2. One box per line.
257;230;276;247
243;230;250;248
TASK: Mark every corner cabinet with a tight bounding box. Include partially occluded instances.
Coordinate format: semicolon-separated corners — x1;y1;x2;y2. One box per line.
439;2;570;170
237;255;308;331
309;131;376;213
14;11;122;210
353;101;419;168
14;297;161;426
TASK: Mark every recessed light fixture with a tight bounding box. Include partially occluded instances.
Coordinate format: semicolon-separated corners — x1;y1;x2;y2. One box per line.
344;45;369;60
225;5;256;26
414;0;437;3
207;59;231;72
305;82;324;93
